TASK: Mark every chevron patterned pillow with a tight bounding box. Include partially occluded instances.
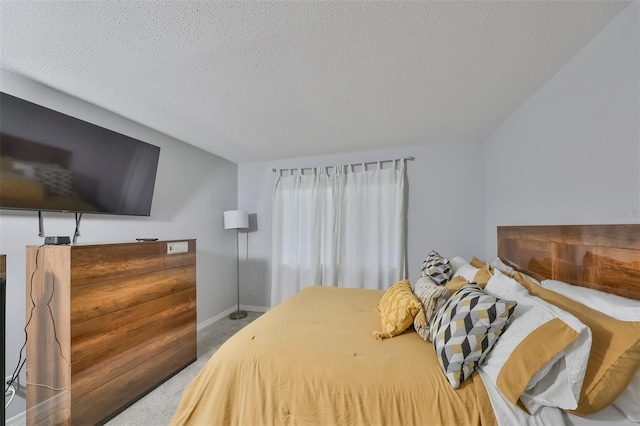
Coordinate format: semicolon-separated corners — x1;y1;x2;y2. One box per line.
430;283;517;388
420;251;452;285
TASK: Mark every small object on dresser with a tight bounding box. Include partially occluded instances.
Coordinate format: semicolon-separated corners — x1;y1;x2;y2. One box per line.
44;236;71;245
136;238;158;242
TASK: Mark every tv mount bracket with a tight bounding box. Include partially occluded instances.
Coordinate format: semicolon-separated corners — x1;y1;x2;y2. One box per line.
37;211;83;244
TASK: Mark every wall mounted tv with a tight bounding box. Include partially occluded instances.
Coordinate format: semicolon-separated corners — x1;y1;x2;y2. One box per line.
0;92;161;216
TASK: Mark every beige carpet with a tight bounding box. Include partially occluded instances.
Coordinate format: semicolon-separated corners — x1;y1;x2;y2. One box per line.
105;311;262;426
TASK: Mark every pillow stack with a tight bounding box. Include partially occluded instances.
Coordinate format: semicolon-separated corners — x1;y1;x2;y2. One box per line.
375;251;456;342
375;252;520;390
539;280;640;421
479;270;592;412
414;255;527;390
470;256;640;419
518;278;640;416
377;252;640;421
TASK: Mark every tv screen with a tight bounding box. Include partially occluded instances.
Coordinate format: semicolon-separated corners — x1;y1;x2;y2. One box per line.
0;92;161;216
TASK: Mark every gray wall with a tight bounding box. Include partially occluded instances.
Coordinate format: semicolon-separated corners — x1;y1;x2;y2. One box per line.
238;140;486;309
1;70;239;418
484;0;640;258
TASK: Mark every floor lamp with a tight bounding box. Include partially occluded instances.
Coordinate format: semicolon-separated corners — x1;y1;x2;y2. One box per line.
224;210;249;320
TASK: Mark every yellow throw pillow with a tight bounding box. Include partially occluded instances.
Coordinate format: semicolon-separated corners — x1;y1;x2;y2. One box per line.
445;265;492;292
474;266;492;287
470;256;487;269
511;271;539;288
518;280;640;416
374;280;422;340
445;276;469;293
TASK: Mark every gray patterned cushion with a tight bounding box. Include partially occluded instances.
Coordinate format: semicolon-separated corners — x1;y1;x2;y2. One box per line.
430;283;517;388
420;251;452;285
413;276;450;341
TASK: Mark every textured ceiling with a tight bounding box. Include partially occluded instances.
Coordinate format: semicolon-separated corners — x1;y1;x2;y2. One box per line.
0;1;631;163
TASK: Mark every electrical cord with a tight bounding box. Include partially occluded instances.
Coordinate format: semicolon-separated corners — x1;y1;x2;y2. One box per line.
46;271;68;364
24;382;67;391
4;385;15;408
5;245;69;401
5;245;42;394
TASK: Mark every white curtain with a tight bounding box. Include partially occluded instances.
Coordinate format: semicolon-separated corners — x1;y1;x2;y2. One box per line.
271;160;407;306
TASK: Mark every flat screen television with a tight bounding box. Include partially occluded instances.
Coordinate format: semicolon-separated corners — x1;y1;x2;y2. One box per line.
0;92;161;216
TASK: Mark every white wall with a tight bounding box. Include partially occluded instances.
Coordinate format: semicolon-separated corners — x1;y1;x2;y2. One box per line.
484;1;640;259
1;70;239;418
238;140;486;308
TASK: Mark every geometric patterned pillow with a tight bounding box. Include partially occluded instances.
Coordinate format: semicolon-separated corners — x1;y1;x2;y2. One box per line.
374;279;422;340
413;276;450;341
430;283;517;388
420;250;452;285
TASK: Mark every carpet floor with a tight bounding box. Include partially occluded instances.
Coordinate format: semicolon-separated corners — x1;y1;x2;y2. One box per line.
105;311;262;426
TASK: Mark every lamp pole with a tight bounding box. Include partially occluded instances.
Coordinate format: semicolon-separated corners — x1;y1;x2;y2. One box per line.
225;210;248;320
230;227;247;319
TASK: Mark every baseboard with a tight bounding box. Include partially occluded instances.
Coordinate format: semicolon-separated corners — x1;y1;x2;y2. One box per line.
6;410;25;426
240;304;269;313
197;306;237;330
6;390;68;426
196;305;269;331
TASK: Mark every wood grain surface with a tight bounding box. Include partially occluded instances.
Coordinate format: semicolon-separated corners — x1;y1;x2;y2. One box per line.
26;240;197;425
498;225;640;299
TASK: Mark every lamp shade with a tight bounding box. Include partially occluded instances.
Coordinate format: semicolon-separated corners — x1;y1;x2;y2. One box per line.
224;210;249;230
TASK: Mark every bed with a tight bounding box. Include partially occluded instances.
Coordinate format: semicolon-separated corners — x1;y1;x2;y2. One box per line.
171;224;640;425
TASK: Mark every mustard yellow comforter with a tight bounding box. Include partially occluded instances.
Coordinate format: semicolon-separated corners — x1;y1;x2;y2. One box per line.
171;286;496;426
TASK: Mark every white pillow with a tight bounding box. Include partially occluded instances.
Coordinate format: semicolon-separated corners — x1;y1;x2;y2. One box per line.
480;270;592;412
541;279;640;321
489;257;516;275
613;376;640;422
518;272;541;286
489;257;541;286
452;263;479;282
449;256;468;275
541;279;640;422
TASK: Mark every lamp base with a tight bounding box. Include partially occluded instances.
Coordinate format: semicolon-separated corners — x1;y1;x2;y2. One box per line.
229;310;248;320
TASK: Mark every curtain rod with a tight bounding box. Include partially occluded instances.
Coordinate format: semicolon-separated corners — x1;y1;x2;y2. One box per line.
272;156;414;173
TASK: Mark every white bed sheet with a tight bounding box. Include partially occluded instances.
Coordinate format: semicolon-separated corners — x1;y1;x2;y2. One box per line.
567;405;637;426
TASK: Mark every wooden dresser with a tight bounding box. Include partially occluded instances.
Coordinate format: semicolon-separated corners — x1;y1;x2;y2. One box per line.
25;240;197;425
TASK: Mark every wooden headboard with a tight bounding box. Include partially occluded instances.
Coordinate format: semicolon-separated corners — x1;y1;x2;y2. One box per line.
497;225;640;300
